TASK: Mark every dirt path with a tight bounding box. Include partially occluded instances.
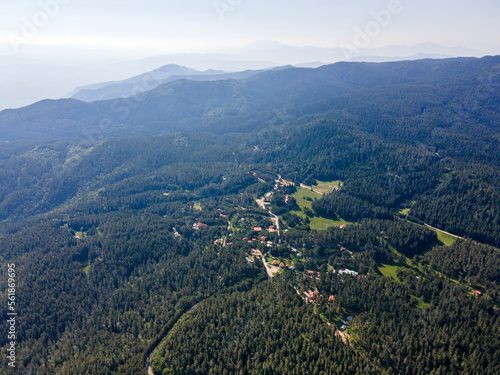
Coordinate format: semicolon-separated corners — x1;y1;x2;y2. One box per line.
145;348;157;375
424;223;465;240
253;172;266;183
299;183;325;195
335;329;349;344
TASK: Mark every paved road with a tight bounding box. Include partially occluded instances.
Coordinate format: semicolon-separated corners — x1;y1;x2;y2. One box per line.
251;249;278;278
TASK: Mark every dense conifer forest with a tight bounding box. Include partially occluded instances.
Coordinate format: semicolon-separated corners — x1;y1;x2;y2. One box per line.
0;56;499;374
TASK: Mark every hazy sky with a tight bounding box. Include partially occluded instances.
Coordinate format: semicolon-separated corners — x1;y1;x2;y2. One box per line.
0;0;499;59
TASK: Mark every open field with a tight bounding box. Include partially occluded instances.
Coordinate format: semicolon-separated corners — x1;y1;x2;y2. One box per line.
299;180;343;195
378;264;402;282
429;226;458;246
291;187;350;230
313;180;343;194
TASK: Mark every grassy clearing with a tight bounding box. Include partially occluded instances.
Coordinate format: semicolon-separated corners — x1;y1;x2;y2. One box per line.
411;295;430;309
193;202;202;211
83;264;91;277
309;216;349;230
399;208;411;216
291;188;350;231
74;231;87;239
293;189;322;209
312;180;343;195
433;229;457;247
378;264;402;282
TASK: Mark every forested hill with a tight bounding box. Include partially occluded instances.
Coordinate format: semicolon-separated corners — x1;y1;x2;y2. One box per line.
1;56;499;143
0;56;499;374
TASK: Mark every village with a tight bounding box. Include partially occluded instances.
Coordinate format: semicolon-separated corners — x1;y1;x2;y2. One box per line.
166;173;360;338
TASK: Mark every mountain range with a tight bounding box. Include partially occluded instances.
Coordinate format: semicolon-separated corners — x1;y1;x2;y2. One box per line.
0;41;494;110
1;55;499;144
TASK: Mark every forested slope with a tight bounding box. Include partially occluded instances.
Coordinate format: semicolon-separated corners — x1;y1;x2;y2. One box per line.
0;56;499;374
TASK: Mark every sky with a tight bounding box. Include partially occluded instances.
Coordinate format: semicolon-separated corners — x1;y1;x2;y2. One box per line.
0;0;499;59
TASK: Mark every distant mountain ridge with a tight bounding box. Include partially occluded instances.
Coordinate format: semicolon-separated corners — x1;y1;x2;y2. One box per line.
68;64;224;101
68;65;294;103
1;55;499;144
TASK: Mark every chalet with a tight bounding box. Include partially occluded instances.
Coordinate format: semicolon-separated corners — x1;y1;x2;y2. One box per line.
328;295;335;303
269;228;276;233
261;236;266;242
339;225;346;229
279;262;285;268
198;222;208;228
297;253;303;258
273;260;279;265
226;242;233;246
243;237;248;240
476;290;483;296
254;227;262;232
347;316;352;322
340;324;347;331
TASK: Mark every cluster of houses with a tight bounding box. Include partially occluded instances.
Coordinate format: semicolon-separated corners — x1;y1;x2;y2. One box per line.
254;226;276;233
271;257;290;268
304;289;336;305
